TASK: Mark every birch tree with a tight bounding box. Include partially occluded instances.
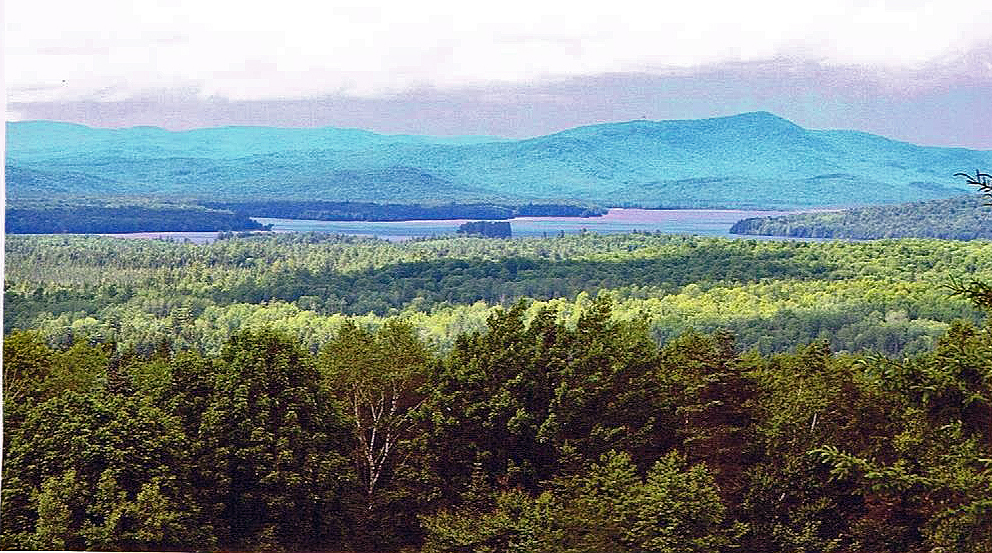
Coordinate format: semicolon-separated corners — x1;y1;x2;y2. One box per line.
319;320;432;510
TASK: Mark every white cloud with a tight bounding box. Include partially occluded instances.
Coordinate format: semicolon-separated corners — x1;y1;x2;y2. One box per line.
5;0;992;103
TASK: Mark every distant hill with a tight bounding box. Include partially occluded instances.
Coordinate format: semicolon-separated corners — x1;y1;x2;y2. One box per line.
7;112;990;208
730;194;992;239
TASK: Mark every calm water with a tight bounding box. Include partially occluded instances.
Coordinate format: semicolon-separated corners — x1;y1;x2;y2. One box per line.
253;208;793;241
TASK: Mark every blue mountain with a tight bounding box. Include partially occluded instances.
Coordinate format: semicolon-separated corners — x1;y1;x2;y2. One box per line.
6;112;989;208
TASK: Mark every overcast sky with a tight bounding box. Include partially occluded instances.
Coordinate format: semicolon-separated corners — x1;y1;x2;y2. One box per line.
5;0;992;147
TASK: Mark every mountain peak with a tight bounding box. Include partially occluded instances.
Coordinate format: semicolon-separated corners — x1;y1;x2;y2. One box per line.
732;110;782;119
706;111;802;128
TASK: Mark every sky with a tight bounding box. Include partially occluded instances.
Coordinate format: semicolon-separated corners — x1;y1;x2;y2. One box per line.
5;0;992;148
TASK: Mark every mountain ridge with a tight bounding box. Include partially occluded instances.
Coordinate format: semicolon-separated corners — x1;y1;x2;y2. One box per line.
7;112;990;209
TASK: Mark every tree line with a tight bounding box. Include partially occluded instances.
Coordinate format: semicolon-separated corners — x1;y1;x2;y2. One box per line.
203;200;606;222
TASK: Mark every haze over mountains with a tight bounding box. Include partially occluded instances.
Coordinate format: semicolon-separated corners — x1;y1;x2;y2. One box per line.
7;112;990;209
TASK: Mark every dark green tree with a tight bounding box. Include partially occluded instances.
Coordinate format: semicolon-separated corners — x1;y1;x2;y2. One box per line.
656;330;756;504
1;391;209;550
195;328;356;550
421;297;674;506
2;331;108;434
422;450;738;553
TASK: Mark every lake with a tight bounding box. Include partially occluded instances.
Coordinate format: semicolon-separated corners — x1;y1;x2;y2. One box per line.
253;208;793;241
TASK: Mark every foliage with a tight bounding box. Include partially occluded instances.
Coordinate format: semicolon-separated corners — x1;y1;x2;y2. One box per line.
6;201;268;234
196;328;356;550
3;192;992;550
2;290;990;551
730;194;992;239
457;220;512;237
418;298;673;500
1;390;210;550
421;451;740;553
6;233;988;357
948;275;992;311
318;320;435;549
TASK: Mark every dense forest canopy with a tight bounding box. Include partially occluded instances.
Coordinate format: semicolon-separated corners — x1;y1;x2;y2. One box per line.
3;294;990;551
3;184;992;551
5;233;990;356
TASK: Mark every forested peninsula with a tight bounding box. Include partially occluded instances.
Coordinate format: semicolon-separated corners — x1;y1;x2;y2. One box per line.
731;194;992;239
202;200;605;222
4;203;271;234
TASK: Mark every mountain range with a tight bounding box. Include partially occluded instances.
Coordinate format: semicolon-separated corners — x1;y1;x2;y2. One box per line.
7;112;991;209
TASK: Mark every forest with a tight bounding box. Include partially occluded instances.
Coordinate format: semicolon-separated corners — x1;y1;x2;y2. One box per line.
3;225;992;551
730;194;992;239
5;202;270;234
5;232;990;356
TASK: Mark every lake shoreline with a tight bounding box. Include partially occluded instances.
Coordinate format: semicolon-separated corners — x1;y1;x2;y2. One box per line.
43;207;801;243
250;207;797;242
7;208;846;244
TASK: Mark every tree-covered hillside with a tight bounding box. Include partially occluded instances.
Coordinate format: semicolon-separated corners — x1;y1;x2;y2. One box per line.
7;112;987;207
731;194;992;239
